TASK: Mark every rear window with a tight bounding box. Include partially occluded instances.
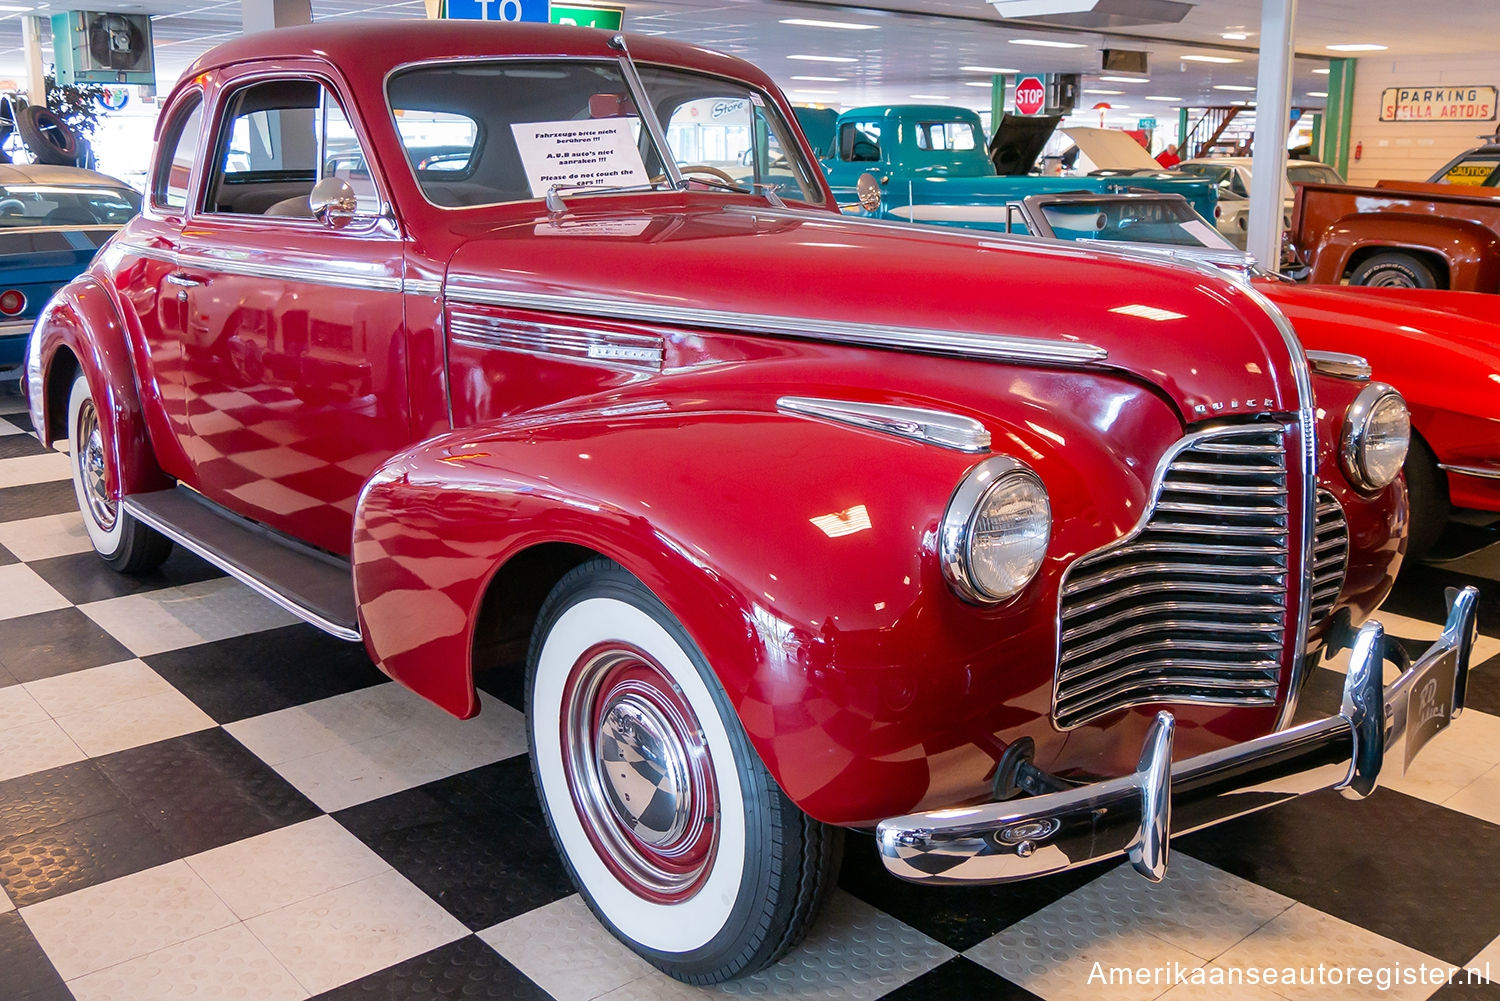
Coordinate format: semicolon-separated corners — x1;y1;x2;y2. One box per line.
0;185;141;228
914;121;977;151
1287;164;1343;185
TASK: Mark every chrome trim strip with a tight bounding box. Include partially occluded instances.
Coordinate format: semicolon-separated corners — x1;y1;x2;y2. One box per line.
1439;462;1500;481
118;241;410;295
607;35;684;190
0;319;32;336
449;310;664;373
1305;350;1372;381
120;497;362;642
117;241;176;266
445;285;1109;367
406;278;442;297
777;396;991;453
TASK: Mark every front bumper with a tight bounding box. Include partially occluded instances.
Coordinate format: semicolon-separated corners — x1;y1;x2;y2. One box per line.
877;586;1479;885
0;319;30;370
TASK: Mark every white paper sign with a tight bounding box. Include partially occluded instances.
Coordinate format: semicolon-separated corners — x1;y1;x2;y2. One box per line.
510;118;650;197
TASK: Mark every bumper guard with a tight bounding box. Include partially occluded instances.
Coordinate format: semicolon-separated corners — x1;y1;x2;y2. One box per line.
876;586;1480;885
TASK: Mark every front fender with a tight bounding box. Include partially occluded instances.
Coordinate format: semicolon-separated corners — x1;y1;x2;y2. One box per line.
1309;213;1500;289
25;275;170;499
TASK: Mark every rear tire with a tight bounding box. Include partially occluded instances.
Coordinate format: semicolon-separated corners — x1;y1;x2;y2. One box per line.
66;373;172;573
526;559;841;984
1403;435;1449;562
1349;252;1439;289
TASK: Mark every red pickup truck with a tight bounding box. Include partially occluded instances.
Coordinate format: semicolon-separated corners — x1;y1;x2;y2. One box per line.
1290;179;1500;291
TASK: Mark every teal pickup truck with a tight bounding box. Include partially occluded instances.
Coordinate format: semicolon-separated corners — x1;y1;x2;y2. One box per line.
815;105;1218;232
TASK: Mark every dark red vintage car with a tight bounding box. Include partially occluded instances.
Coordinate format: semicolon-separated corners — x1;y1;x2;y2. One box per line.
23;20;1478;984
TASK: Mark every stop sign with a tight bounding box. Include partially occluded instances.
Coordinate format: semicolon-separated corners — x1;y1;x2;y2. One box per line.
1014;76;1047;116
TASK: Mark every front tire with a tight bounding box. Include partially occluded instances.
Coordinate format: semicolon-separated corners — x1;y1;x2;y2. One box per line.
1403;434;1449;562
67;373;172;573
527;560;841;984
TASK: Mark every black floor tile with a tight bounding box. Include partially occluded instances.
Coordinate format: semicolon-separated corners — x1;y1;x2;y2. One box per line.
2;412;34;433
0;480;76;523
881;956;1042;1001
0;433;48;460
96;728;321;857
1383;564;1499;638
28;546;223;606
0;542;16;566
334;757;574;931
1464;651;1500;718
475;661;526;713
310;935;552;1000
837;831;1114;953
0;760;130;843
146;624;388;724
0;804;180;906
0;607;135;683
1178;788;1500;966
1430;970;1500;1001
0;912;69;1001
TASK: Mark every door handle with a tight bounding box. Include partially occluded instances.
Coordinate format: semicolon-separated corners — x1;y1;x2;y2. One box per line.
165;273;204;288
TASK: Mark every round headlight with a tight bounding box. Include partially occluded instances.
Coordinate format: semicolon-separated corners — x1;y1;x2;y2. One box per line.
1341;383;1410;491
940;457;1051;604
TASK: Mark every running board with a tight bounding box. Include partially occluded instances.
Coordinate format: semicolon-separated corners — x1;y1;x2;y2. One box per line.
122;487;361;642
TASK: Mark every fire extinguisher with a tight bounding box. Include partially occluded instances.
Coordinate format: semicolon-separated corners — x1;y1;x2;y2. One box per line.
1354;141;1363;162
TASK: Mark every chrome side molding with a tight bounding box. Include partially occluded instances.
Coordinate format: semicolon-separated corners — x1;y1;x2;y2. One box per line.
1306;350;1373;381
1439;462;1500;481
875;586;1478;886
777;396;991;453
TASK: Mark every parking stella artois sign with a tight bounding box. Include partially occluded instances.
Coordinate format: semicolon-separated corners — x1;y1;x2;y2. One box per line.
1380;86;1498;122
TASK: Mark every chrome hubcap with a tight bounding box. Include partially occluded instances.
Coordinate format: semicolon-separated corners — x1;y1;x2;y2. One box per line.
595;692;692;847
76;400;116;531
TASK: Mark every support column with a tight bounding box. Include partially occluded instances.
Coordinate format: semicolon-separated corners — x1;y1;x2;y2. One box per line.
991;74;1009;135
21;15;45;105
1321;58;1356;175
1177;106;1189;150
241;0;312;34
1247;0;1298;272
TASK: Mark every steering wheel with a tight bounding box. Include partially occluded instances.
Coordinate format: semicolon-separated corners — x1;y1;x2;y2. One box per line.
651;163;741;187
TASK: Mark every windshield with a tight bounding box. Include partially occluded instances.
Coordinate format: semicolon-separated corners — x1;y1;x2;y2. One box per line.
0;184;141;228
1287;163;1343;185
386;59;822;208
1035;197;1232;248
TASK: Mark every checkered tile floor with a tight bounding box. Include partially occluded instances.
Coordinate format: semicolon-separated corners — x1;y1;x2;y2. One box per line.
2;379;1499;1001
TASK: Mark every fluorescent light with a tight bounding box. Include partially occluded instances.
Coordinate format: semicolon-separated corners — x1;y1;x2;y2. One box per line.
1099;76;1147;84
961;64;1019;74
794;89;840;96
780;17;878;30
0;4;34;9
1313;68;1331;75
787;54;858;63
1213;84;1256;92
965;81;996;88
1084;89;1124;95
1009;38;1087;49
791;75;846;82
1181;54;1242;64
1308;91;1328;98
1145;96;1182;102
910;94;952;100
1222;32;1249;40
1326;43;1387;52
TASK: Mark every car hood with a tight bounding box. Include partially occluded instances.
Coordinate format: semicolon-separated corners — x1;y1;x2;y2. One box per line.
444;201;1305;421
1260;282;1500;360
1062;126;1163;171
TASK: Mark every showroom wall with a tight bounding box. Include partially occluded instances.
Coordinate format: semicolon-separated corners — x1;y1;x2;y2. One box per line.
1345;53;1499;185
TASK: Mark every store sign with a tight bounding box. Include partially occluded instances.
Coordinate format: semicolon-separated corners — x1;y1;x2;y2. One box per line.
442;0;548;21
1380;86;1498;122
1014;76;1046;116
549;4;624;29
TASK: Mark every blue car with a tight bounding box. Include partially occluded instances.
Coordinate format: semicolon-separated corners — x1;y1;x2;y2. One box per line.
0;164;140;370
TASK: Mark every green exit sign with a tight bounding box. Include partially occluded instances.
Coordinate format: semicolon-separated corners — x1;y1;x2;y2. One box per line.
549;4;624;29
1137;117;1157;130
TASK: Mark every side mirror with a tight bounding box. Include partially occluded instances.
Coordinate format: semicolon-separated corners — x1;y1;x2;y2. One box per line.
309;177;358;230
856;172;882;213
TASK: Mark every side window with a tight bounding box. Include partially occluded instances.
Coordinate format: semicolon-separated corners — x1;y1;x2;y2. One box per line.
205;78;381;220
152;95;204;212
839;121;882;163
1229;171;1249;198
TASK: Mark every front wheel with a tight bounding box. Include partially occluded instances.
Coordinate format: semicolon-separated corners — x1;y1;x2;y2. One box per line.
1349;252;1440;289
527;560;841;984
67;373;172;573
1403;435;1449;563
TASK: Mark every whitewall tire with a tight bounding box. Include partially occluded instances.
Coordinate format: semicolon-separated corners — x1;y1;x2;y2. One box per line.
527;560;841;984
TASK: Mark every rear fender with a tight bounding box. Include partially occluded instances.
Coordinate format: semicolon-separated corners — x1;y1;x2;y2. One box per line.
1311;214;1500;289
25;275;170;499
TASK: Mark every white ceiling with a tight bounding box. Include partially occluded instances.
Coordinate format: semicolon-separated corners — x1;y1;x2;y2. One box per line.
0;0;1496;121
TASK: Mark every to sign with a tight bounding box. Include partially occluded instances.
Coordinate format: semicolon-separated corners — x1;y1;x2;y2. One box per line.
549;4;624;29
442;0;547;22
1014;76;1046;116
1380;86;1497;122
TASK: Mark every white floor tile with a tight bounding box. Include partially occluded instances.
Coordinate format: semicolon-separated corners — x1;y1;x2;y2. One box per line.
20;860;238;981
244;869;467;996
1157;977;1289;1001
1208;904;1440;1001
1384;708;1500;807
79;577;300;657
0;416;23;436
227;688;525;812
1444;764;1500;826
0;450;72;488
23;659;172;718
1;883;13;913
478;894;671;1001
188;816;391;920
0;564;71;621
0;718;85;782
54;688;216;757
0;511;93;561
0;682;51;730
67;923;309;1001
1321;609;1500;675
1466;933;1500;984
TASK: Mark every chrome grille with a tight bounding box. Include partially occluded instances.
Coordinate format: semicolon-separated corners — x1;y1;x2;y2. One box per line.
1310;490;1348;626
1054;423;1291;729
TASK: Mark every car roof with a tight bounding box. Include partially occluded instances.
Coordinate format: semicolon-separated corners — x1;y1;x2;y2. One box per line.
0;163;133;188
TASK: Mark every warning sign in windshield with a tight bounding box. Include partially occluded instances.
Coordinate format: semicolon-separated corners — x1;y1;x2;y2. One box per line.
511;118;650;196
